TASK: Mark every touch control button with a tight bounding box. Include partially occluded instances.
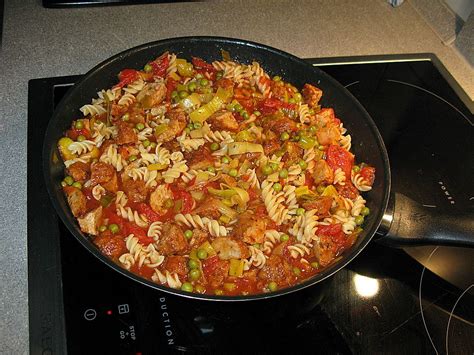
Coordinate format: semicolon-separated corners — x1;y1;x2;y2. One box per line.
84;308;97;321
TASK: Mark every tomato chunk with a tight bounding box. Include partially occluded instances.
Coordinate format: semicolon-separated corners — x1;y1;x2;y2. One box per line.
326;144;354;178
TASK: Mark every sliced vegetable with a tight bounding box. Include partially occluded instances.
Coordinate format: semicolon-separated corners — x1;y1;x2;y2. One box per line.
229;259;244;277
295;186;317;199
189;87;233;123
179;93;201;111
58;137;76;160
227;142;264;155
176;58;194;77
321;185;338;198
147;163;168;171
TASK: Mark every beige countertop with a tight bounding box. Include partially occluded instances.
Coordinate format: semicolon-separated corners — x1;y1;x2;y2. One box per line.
0;0;472;353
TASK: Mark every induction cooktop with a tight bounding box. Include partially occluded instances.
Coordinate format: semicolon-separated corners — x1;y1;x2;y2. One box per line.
28;54;473;354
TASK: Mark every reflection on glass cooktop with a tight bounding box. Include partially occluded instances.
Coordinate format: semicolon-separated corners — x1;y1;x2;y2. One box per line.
28;55;473;354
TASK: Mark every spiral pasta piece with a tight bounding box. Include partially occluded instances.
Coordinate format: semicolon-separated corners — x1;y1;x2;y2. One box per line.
68;140;95;155
92;184;105;201
80;103;106;116
263;230;281;254
333;168;346;186
100;144;127;172
174;214;228;237
352;172;372;191
243;246;267;270
127;167;158;188
116;205;148;228
147;221;163;241
152;269;182;289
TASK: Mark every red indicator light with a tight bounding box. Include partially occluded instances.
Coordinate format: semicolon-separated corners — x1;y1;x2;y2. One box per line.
106;310;112;315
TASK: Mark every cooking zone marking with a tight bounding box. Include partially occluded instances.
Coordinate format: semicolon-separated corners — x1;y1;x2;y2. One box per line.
438;181;455;205
159;297;175;345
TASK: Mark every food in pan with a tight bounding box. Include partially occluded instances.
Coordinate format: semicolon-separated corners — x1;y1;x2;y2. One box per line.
58;52;375;295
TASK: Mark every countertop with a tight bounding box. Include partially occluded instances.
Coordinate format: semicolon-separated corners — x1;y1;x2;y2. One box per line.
1;0;472;353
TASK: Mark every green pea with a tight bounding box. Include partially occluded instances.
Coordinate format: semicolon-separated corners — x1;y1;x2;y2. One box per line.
188;259;199;269
229;169;238;177
99;225;107;233
273;76;281;82
197;249;208;259
214;289;224;296
144;63;153;73
184;230;193;239
221;156;230;164
184;128;191;134
188;82;197;92
109;224;119;234
181;282;193;292
64;176;74;186
207;166;216;174
143;139;151;148
280;234;289;242
292;134;301;142
361;207;370;216
189;269;201;281
210;142;220;151
288;98;296;104
273;183;282;192
128;155;138;162
193;122;202;129
195;73;204;80
293;267;301;276
75;120;84;129
216;71;223;80
187;123;194;131
135;123;145;131
294;93;302;102
200;78;209;87
311;261;319;269
355;216;365;225
262;164;273;176
72;182;82;189
279;169;289;179
77;135;86;142
298;160;308;170
270;162;279;171
268;281;278;292
352;165;361;173
178;91;189;99
296;208;305;216
253;110;261;116
122;113;130;121
150;142;157;149
316;185;326;194
171;91;179;99
164;199;174;208
226;103;236;112
234;104;243;112
309;126;317;134
280;132;290;141
242;111;249;119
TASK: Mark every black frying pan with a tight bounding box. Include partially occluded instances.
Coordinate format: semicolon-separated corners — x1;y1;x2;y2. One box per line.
42;37;474;301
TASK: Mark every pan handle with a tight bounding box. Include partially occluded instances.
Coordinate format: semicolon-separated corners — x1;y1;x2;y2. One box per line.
375;192;474;248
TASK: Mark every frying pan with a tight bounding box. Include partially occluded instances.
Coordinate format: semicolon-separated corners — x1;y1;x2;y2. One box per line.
42;37;474;301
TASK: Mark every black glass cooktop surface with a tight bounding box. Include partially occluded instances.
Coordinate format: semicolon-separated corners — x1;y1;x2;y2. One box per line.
28;55;473;354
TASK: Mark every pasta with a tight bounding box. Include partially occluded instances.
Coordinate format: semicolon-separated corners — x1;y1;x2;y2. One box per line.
58;52;375;296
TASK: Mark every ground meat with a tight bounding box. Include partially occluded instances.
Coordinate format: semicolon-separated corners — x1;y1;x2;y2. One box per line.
94;232;127;260
312;159;334;186
232;211;268;245
189;229;209;250
163;256;188;276
301;196;333;218
316;125;341;146
211;237;250;260
185;146;214;171
122;179;148;203
193;196;222;220
65;187;87;217
137;82;166;109
203;257;230;288
90;162;115;186
149;184;173;215
156;222;188;256
263;139;280;156
302;84;323;108
208;111;239;132
258;255;296;286
102;173;118;193
155;108;186;143
78;206;103;235
264;116;297;135
115;121;138;145
313;235;336;267
67;161;90;182
283;142;303;164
